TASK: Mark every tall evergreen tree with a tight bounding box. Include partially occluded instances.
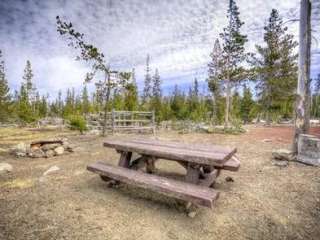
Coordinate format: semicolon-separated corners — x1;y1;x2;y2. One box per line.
124;69;139;111
18;84;33;123
0;50;11;122
22;60;35;100
220;0;248;128
112;88;124;110
254;9;298;124
57;90;63;117
170;85;187;120
39;95;48;117
142;54;152;107
311;74;320;118
63;88;75;117
208;39;224;124
188;78;201;121
81;85;90;115
240;86;254;123
152;68;162;121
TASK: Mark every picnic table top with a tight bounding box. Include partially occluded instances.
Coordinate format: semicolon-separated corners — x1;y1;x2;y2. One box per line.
104;138;237;166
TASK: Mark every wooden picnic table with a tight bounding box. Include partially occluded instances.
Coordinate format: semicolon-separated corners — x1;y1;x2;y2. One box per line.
87;138;240;209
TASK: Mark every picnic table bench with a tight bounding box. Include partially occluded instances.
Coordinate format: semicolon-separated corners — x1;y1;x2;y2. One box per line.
87;138;240;210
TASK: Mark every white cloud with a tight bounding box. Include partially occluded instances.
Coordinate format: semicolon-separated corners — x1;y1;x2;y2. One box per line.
0;0;319;98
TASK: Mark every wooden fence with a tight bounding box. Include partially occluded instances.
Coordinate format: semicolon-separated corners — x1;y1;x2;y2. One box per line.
104;110;155;134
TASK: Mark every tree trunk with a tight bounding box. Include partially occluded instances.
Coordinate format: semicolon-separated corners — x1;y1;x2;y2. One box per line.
292;0;311;153
102;72;111;136
211;94;216;126
225;81;230;129
224;66;231;129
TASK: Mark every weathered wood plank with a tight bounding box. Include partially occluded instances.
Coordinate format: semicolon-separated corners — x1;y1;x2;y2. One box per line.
118;152;132;168
31;140;63;146
87;162;219;208
199;169;219;187
145;156;157;174
129;138;237;155
104;139;232;166
177;161;188;170
185;164;200;184
216;156;240;172
130;156;147;170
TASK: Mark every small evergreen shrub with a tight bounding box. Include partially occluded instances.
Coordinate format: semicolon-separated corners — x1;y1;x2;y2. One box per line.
68;115;87;134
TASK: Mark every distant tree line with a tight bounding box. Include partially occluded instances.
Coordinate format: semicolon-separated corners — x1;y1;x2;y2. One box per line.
0;2;319;127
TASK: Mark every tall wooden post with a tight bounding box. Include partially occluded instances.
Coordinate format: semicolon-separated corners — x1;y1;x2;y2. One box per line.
111;109;115;135
293;0;312;153
152;110;156;136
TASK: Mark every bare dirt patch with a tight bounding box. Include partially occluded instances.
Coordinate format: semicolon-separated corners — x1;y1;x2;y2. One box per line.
0;125;319;240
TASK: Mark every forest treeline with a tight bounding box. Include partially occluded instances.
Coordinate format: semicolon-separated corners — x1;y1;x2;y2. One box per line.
0;2;320;126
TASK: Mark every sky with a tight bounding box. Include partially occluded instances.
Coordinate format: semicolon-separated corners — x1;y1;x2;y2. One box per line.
0;0;319;99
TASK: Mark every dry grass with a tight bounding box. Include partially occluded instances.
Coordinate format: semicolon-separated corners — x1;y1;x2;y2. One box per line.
0;125;319;240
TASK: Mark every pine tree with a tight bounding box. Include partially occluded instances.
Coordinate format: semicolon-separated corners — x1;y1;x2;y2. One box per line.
231;91;241;120
81;85;90;115
142;54;152;107
254;9;298;124
57;90;63;117
34;92;41;118
112;88;124;110
124;69;138;111
63;88;75;117
22;60;38;119
151;68;162;121
171;85;187;120
18;84;33;123
75;93;82;114
208;39;224;124
240;86;254;123
220;0;248;128
39;95;48;117
0;50;11;122
188;78;201;121
22;60;35;100
311;74;320;118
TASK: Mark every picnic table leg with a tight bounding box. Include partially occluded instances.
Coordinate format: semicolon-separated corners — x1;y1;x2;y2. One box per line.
100;151;132;186
184;163;201;217
118;151;132;168
201;166;221;188
185;163;200;184
130;155;147;170
146;156;157;174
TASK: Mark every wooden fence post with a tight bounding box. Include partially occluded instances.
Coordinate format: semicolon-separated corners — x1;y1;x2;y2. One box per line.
152;110;156;136
112;109;115;135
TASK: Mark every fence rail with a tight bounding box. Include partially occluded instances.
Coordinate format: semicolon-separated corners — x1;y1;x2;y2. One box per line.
109;110;155;134
86;110;155;134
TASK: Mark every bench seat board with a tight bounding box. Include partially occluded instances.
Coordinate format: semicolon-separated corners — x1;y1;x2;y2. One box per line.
216;156;240;171
87;162;219;208
104;139;236;166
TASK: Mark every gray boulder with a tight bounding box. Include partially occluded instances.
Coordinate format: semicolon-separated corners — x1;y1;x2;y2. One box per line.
11;142;29;157
54;146;64;155
0;163;13;173
29;148;45;158
272;160;289;167
272;149;295;161
41;143;61;151
43;165;60;176
45;149;55;158
297;134;320;166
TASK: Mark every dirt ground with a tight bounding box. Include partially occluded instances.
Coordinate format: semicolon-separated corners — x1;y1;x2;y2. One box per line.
0;125;320;240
